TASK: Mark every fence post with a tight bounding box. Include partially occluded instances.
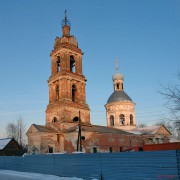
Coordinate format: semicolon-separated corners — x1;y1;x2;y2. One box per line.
176;150;180;178
99;153;103;180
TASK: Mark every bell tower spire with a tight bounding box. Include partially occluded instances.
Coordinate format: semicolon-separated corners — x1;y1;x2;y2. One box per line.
64;10;68;24
46;12;90;130
61;10;71;36
113;59;124;91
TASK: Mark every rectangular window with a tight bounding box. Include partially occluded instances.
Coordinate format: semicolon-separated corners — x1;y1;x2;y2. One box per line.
93;147;97;153
49;147;53;153
109;147;113;153
119;147;122;152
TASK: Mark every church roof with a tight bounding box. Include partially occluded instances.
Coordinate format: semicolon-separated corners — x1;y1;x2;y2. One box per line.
135;126;161;135
126;125;171;135
107;90;132;104
64;124;133;135
33;124;60;133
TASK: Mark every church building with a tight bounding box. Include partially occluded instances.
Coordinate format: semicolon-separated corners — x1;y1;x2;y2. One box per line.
27;13;171;154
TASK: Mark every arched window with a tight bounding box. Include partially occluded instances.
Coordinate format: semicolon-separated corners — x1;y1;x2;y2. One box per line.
70;56;75;73
56;85;59;101
130;114;133;125
57;56;61;72
73;116;79;122
119;114;125;125
52;117;58;123
146;138;154;144
121;83;124;90
72;84;76;102
110;115;114;126
117;83;119;89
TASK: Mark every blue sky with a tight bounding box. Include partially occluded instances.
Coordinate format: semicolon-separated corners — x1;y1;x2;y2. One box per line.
0;0;180;137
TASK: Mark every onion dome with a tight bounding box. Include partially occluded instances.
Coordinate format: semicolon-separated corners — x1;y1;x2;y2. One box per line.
107;90;132;104
112;72;124;81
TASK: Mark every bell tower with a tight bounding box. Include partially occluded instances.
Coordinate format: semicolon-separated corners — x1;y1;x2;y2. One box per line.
105;60;136;130
46;11;90;130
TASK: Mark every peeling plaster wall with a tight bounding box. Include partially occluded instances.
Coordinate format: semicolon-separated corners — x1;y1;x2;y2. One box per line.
63;131;143;153
28;133;63;154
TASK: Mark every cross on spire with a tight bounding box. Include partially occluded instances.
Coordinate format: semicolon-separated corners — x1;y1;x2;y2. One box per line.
64;10;67;18
64;10;68;25
115;59;119;72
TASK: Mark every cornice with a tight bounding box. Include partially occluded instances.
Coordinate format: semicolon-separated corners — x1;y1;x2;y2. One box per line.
46;100;90;111
48;71;86;84
50;42;83;56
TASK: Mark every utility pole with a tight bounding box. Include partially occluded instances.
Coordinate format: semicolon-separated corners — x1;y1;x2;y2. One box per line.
79;111;82;152
75;111;82;151
74;111;84;152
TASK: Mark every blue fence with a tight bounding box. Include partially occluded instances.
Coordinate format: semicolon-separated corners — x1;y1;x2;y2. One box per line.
0;150;179;180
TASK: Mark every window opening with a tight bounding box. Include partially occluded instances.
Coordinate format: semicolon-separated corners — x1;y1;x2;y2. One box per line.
120;114;125;125
72;84;76;102
56;85;59;101
70;56;75;73
109;147;113;153
110;115;114;126
130;115;133;125
93;147;97;153
73;116;79;122
117;83;119;89
122;83;124;90
120;147;123;152
57;56;61;72
53;117;58;123
48;147;53;153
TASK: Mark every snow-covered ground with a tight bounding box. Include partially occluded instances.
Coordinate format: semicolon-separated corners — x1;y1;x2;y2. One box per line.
0;170;84;180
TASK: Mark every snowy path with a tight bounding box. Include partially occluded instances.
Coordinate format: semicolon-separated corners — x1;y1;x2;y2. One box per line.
0;170;83;180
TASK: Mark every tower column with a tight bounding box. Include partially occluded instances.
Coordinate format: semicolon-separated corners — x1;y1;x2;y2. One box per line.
46;11;90;129
51;57;58;75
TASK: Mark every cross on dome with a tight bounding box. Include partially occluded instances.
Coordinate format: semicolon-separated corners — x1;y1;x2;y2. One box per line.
115;59;119;72
112;59;124;81
61;10;71;27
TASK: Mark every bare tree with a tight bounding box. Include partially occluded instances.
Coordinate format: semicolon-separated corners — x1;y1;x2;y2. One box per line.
6;122;17;139
159;71;180;139
155;120;173;133
6;117;27;147
138;123;147;128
